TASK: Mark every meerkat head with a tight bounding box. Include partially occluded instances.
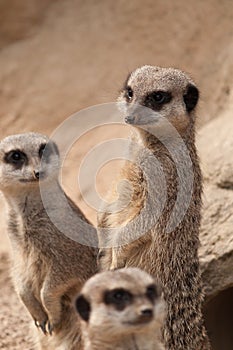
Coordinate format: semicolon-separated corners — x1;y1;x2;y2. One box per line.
118;65;199;136
0;132;60;191
75;268;164;341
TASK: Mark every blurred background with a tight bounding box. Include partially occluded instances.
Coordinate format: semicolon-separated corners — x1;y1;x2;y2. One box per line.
0;0;232;349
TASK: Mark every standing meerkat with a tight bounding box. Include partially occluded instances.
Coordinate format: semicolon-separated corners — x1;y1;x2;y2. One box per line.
76;267;165;350
0;132;97;350
98;66;211;349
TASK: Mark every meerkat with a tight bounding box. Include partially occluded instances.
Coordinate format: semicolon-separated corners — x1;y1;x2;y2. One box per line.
76;267;165;350
0;132;97;350
97;66;211;349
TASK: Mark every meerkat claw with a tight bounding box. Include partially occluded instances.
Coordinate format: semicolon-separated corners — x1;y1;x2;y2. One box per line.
35;320;48;335
48;321;53;335
41;321;49;335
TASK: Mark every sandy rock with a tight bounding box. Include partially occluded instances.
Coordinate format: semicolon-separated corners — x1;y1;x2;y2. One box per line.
200;185;233;300
198;107;233;300
0;0;52;49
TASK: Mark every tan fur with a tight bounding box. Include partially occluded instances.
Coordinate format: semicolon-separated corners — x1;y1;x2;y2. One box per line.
0;132;97;350
76;267;165;350
98;66;211;349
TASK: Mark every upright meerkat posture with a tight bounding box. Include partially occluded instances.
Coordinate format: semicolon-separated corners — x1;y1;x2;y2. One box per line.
76;267;165;350
0;132;97;350
98;66;211;349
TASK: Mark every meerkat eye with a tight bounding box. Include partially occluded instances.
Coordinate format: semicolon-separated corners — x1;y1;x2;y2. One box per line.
5;150;27;166
11;151;22;161
113;290;131;301
146;284;158;302
152;92;166;103
144;91;172;110
104;288;133;310
125;87;134;102
150;91;171;104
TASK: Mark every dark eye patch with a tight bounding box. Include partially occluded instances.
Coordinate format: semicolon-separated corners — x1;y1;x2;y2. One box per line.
146;284;159;303
143;91;172;111
4;150;27;168
104;288;133;311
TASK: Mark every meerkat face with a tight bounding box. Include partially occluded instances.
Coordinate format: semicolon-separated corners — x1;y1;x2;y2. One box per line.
0;133;60;191
118;65;199;134
76;268;164;339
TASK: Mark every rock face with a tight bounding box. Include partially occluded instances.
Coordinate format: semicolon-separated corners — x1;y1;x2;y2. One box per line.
198;106;233;301
198;106;233;350
200;185;233;299
0;0;52;49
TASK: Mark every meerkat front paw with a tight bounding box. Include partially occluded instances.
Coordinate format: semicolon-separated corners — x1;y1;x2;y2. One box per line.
35;318;56;336
46;320;55;335
35;319;49;335
18;287;50;335
40;290;63;334
36;320;55;336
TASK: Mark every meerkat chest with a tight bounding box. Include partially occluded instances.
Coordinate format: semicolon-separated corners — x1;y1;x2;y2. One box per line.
11;244;47;300
110;334;162;350
132;334;164;350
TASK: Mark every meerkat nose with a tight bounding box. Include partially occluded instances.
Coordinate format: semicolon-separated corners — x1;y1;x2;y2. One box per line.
138;307;154;322
125;115;135;124
140;308;153;317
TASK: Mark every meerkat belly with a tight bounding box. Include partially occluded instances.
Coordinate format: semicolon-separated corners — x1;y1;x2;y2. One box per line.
111;236;155;273
13;247;47;300
99;162;146;228
98;163;147;271
27;254;47;298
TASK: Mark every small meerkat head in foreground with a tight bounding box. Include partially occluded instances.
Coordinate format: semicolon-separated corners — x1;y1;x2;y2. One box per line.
0;132;60;191
118;65;199;135
75;268;164;341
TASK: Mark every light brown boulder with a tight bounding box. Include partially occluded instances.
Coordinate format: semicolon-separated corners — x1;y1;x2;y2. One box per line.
198;106;233;349
198;106;233;300
0;0;52;49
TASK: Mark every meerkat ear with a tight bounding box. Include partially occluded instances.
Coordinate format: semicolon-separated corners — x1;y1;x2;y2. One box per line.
75;295;91;322
183;84;199;112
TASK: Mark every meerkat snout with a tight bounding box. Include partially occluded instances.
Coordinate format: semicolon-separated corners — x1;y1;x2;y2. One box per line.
76;268;165;350
124;103;161;126
138;306;153;319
